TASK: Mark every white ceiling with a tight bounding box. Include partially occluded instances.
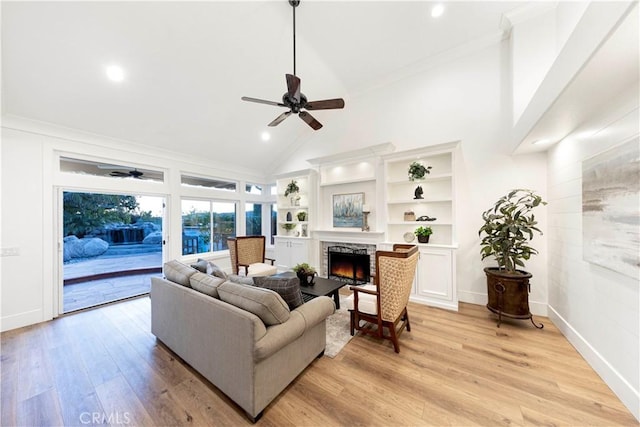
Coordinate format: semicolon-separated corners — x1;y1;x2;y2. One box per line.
3;1;524;175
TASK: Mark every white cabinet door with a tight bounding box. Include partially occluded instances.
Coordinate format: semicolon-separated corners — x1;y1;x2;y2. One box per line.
413;246;457;311
274;237;310;270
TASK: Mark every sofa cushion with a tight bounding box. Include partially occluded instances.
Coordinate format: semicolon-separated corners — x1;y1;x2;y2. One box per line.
218;282;290;326
252;275;304;310
189;272;225;298
191;258;228;280
164;260;198;287
344;284;378;315
247;263;278;277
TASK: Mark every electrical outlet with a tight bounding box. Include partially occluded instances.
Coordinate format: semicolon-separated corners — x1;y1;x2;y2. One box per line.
1;247;20;257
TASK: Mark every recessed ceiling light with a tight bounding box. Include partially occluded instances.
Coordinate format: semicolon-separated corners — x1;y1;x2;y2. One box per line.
106;65;125;82
431;4;445;18
261;132;271;141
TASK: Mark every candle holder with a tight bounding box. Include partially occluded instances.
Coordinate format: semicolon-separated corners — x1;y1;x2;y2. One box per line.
362;206;371;232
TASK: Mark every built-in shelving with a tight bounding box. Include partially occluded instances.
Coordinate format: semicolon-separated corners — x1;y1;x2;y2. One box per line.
382;141;459;310
274;170;316;270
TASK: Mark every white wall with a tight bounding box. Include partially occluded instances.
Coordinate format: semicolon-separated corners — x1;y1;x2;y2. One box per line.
547;85;639;420
0;119;271;331
272;39;549;314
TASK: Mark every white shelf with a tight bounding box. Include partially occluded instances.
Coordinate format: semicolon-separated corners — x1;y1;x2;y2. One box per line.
319;177;377;187
387;198;452;204
387;221;453;226
387;173;452;184
277;205;308;210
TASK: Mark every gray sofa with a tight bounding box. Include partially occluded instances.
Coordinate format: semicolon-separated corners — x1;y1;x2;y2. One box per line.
150;261;335;421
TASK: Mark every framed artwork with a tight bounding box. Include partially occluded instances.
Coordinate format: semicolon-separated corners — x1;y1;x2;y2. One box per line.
333;193;364;228
582;137;639;279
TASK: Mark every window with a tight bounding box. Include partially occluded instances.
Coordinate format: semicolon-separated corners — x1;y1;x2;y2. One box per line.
246;203;262;235
181;175;237;192
270;203;278;245
245;184;263;195
60;157;164;182
182;200;236;255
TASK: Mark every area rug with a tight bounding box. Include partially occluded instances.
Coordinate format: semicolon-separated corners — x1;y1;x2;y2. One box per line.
324;298;353;358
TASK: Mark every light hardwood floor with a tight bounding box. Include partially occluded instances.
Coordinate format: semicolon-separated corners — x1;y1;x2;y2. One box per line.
1;296;637;426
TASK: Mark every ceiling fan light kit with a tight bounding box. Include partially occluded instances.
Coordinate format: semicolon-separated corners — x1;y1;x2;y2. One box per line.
241;0;344;130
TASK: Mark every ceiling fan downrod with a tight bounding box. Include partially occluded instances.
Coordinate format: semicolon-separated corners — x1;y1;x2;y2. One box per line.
290;0;300;76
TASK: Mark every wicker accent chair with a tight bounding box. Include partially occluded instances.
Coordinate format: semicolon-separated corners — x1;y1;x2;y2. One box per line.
345;244;419;353
227;236;277;277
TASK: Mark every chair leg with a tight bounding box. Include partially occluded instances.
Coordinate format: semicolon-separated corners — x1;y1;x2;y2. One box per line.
388;322;400;353
349;311;355;336
404;308;411;332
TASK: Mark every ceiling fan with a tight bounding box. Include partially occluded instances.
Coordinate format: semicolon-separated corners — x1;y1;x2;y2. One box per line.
241;0;345;130
109;168;144;179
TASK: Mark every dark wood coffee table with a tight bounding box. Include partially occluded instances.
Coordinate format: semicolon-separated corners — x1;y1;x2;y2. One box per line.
273;272;346;309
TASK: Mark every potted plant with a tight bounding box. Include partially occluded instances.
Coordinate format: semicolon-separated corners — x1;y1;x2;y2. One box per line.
414;226;432;243
296;211;307;222
284;180;300;205
292;262;317;285
281;223;296;235
478;189;546;328
408;161;432;181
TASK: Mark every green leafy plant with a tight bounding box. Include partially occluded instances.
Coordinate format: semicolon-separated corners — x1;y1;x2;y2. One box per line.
296;211;307;221
478;189;547;273
281;223;296;231
284;180;300;197
408;162;432;181
292;263;316;275
414;226;433;237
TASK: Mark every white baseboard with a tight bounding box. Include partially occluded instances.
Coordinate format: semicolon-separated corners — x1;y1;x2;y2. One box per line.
548;305;640;422
1;309;45;332
458;290;547;316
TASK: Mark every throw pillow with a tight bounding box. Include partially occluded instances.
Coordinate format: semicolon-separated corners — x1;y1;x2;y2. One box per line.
206;261;228;280
217;281;290;326
227;274;255;286
190;258;228;280
190;259;209;273
252;275;304;310
164;260;198;287
189;272;225;298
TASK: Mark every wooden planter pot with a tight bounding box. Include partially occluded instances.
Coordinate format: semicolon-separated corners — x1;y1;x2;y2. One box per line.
484;267;543;329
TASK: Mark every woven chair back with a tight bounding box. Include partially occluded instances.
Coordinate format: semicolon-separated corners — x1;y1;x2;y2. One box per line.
228;238;238;274
377;245;419;322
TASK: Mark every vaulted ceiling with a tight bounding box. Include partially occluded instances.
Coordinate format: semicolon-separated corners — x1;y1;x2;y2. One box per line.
2;1;524;175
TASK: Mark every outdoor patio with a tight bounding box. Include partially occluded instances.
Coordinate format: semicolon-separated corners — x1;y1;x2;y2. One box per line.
63;252;162;312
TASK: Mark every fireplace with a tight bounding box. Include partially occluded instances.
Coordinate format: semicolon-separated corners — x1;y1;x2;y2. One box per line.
328;246;370;285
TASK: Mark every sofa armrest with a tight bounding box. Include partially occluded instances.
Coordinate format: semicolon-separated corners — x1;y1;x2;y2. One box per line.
253;296;334;361
294;296;335;328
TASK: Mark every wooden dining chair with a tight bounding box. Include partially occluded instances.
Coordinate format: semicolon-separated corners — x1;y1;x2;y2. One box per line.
227;236;277;277
345;244;419;353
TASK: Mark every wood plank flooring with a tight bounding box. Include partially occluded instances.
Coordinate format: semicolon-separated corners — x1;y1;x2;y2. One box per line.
1;296;637;426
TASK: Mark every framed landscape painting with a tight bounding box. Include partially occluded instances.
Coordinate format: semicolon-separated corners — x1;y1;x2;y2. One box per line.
333;193;364;228
582;137;639;279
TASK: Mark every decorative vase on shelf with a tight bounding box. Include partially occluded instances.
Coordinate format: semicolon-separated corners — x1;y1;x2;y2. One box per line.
286;211;292;222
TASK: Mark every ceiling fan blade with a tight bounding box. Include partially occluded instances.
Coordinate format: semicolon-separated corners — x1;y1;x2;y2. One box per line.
241;96;286;107
286;74;301;103
110;171;129;177
299;111;323;130
305;98;345;110
268;111;293;127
